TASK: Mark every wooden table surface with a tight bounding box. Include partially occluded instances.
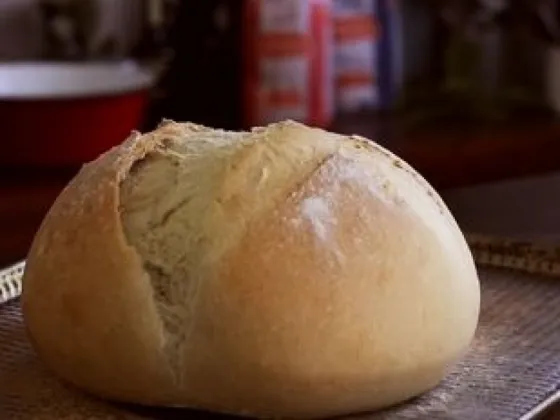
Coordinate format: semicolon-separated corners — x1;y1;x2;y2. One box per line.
2;115;560;418
543;405;560;419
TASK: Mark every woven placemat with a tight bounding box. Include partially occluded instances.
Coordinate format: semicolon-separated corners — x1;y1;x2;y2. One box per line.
2;267;560;420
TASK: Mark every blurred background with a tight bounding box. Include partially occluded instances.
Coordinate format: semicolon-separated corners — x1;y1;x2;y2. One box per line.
4;0;560;266
6;3;560;418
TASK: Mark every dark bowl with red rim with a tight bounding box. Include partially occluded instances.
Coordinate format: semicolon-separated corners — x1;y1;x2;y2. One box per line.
0;61;155;167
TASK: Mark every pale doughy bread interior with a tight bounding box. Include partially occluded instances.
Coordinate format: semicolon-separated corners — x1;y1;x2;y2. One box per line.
22;120;480;418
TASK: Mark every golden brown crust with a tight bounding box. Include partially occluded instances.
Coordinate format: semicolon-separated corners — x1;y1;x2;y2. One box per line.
178;152;478;417
22;120;480;418
22;128;185;404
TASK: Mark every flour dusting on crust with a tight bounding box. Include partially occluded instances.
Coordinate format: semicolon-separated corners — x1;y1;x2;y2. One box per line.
295;152;402;244
300;196;335;242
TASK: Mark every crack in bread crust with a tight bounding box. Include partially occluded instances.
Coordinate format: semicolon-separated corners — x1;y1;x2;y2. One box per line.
118;121;339;385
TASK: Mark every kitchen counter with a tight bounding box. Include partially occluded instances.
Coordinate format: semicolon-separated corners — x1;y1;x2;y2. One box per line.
334;114;560;189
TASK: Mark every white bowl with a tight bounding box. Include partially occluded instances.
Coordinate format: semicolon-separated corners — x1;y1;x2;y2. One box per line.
0;61;154;100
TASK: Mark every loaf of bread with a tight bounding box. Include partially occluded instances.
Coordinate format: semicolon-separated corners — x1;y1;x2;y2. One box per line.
22;120;480;418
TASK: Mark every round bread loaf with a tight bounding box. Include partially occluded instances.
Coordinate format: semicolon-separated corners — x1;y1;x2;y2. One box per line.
22;120;480;418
